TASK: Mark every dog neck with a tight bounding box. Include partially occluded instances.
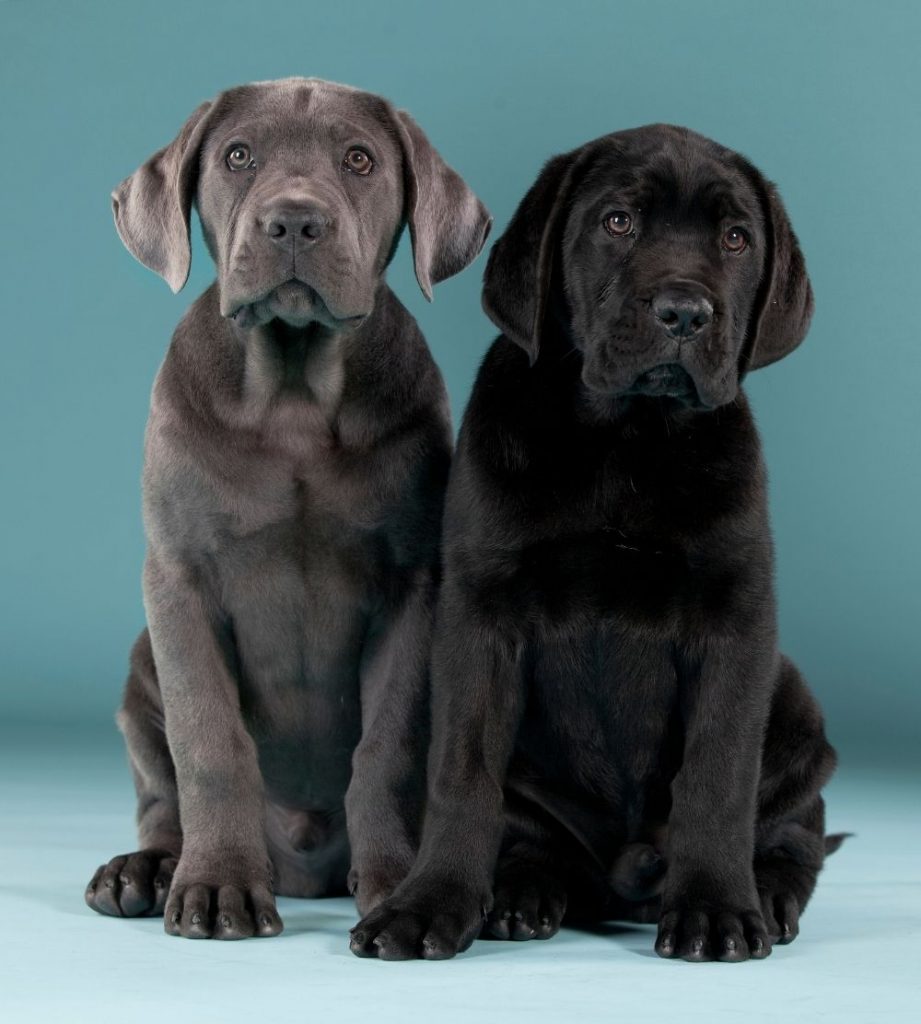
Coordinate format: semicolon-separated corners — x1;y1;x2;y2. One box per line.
231;316;351;415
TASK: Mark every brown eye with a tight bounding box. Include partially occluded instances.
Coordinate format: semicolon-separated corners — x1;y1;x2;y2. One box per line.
722;227;748;252
603;211;633;236
344;147;373;175
226;145;252;170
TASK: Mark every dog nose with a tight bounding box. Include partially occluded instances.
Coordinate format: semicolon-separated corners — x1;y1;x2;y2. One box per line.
263;203;331;244
652;292;713;339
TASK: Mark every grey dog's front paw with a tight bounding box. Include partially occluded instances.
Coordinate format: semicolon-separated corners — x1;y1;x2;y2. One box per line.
86;848;177;918
164;861;282;939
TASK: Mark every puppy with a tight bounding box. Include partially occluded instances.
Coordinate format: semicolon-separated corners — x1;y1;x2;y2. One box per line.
84;78;490;939
351;124;838;962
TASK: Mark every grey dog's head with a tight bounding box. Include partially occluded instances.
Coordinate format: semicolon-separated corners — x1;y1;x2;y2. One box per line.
483;124;813;410
113;78;491;329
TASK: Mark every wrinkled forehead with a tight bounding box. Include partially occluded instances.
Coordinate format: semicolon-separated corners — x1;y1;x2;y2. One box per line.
202;78;402;161
576;131;764;226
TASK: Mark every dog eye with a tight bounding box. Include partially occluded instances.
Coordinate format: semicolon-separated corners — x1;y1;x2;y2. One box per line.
722;227;748;253
344;148;373;176
603;211;633;236
226;145;253;171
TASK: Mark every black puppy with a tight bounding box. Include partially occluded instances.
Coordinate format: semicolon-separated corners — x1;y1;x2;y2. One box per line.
351;124;839;962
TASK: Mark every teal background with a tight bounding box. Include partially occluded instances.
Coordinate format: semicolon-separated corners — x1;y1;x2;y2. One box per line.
2;1;920;1020
5;0;919;763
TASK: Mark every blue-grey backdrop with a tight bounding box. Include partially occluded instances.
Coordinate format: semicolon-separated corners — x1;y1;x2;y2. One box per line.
1;0;919;766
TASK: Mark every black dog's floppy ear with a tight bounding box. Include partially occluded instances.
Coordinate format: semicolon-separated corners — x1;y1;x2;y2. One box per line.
744;172;814;371
481;149;584;364
392;110;492;301
112;101;214;293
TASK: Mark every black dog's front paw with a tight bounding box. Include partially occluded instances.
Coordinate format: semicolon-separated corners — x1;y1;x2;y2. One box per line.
656;903;772;963
485;861;567;941
163;862;282;940
350;880;485;960
86;849;177;918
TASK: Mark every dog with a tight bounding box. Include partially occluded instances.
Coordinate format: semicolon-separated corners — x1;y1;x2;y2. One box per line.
350;124;839;962
84;77;490;939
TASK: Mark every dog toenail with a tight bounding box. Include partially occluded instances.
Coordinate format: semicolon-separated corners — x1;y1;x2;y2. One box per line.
191;912;202;925
220;914;231;928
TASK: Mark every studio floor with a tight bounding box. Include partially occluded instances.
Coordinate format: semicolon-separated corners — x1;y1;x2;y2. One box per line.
1;726;917;1023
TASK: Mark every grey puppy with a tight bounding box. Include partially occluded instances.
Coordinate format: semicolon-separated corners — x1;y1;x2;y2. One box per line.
84;77;490;939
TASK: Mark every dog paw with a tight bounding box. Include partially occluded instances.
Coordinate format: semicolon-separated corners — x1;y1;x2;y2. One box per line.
349;880;485;960
163;865;282;940
755;858;815;945
656;904;772;962
608;842;667;901
485;863;567;941
86;849;177;918
348;864;411;917
758;884;804;945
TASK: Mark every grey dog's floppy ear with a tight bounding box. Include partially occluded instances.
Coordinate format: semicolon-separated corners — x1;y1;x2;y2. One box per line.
481;149;585;364
743;171;814;371
111;101;214;293
392;110;492;301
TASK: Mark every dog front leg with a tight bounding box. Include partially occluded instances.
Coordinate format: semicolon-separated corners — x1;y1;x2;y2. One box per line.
656;634;774;963
349;580;525;960
345;568;436;914
143;553;282;940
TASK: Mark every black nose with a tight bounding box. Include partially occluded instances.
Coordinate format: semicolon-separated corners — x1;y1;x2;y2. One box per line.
652;291;714;339
263;203;331;244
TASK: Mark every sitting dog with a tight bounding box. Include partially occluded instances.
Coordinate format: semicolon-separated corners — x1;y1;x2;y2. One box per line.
351;124;839;962
84;77;490;939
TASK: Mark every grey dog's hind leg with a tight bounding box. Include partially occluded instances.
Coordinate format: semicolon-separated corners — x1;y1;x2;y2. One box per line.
85;630;181;917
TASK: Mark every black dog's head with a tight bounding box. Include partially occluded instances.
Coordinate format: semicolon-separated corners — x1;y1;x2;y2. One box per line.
483;124;812;409
113;78;491;329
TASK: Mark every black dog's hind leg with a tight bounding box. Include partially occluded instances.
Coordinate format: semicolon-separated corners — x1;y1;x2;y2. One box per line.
487;843;569;941
485;800;572;942
754;656;838;945
86;630;181;918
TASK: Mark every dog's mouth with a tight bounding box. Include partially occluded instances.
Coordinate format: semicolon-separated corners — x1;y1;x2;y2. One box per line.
626;364;699;402
224;280;368;331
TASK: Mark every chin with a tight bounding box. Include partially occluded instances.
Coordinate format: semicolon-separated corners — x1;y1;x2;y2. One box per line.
582;362;737;413
263;281;323;326
224;280;348;330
